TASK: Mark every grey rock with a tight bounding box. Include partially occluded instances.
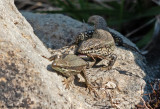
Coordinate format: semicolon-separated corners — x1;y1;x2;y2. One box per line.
21;11;93;49
0;0;88;109
22;11;146;108
0;0;148;109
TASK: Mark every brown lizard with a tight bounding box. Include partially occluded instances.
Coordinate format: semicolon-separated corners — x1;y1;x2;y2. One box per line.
43;54;99;97
75;15;142;55
78;29;117;70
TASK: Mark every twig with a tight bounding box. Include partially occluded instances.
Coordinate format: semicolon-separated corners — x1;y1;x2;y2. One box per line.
140;97;150;109
126;18;156;37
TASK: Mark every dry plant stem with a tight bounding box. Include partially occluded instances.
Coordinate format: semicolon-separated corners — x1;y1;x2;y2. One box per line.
140;97;150;109
126;18;155;37
146;102;153;109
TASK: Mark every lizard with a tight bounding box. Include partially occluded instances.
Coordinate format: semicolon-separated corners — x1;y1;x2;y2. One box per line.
74;15;142;55
43;54;98;97
77;29;117;70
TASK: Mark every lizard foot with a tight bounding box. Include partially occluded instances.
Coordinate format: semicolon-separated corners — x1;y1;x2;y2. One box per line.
80;71;99;98
100;66;112;70
62;76;75;89
100;54;117;71
64;45;77;54
86;84;99;98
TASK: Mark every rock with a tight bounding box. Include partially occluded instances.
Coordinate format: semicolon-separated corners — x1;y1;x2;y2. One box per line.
0;0;147;109
21;11;93;49
105;81;117;89
0;0;88;108
22;11;146;108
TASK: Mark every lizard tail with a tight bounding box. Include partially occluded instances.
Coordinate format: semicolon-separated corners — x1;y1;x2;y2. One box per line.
122;43;143;55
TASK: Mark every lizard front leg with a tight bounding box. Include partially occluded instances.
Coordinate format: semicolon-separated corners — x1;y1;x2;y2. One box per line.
62;76;75;89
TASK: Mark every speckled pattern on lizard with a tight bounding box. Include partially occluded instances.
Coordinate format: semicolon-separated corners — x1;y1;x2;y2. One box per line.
75;15;142;55
78;29;117;70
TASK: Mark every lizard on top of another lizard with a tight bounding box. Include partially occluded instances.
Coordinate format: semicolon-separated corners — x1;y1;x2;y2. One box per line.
78;29;117;70
75;15;142;55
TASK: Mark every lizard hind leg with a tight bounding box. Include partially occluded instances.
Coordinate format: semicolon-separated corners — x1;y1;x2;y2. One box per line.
80;70;99;98
122;43;143;55
101;54;117;70
108;54;117;67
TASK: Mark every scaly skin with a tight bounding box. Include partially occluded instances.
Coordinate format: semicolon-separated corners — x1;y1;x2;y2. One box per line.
75;15;142;55
44;54;98;97
78;29;117;70
52;54;87;88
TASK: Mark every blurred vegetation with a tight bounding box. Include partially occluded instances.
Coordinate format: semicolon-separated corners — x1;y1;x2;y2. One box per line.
47;0;160;48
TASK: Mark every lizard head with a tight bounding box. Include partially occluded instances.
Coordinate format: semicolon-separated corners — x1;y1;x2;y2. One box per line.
88;15;108;30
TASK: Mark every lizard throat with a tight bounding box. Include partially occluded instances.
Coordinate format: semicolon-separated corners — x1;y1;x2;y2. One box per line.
80;48;105;54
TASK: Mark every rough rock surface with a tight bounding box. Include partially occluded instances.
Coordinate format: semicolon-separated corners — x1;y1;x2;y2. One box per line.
0;0;147;109
21;11;93;49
